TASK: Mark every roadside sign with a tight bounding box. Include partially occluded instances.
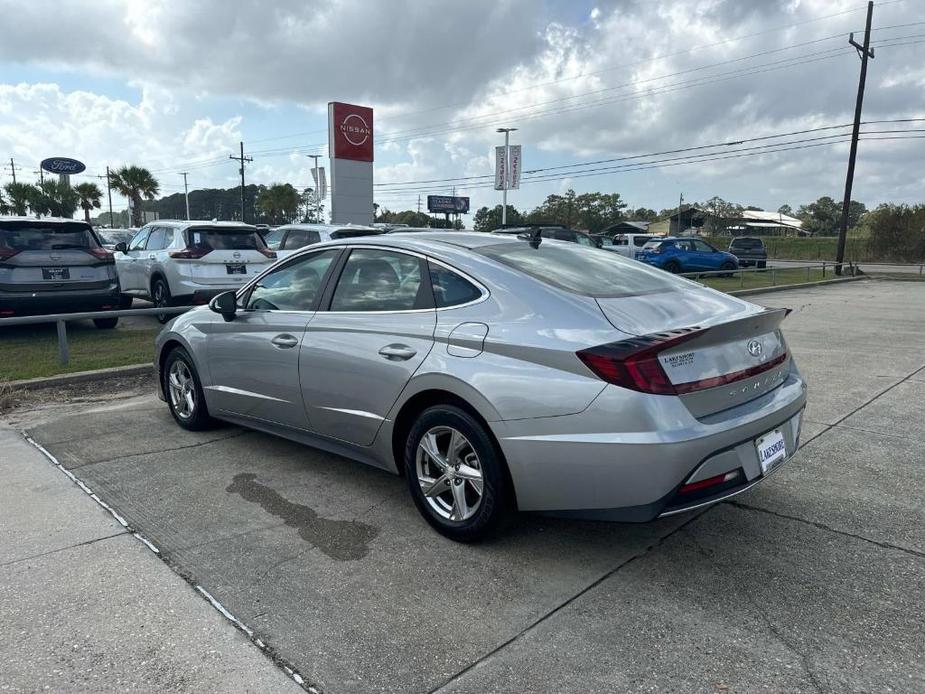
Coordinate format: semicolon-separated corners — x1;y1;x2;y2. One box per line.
509;145;522;189
312;167;327;200
40;157;86;175
494;146;507;191
427;195;470;214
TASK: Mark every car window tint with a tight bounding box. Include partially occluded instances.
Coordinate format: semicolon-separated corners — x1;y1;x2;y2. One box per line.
613;237;628;246
188;228;263;250
576;234;595;246
553;229;576;242
246;249;339;311
128;228;151;251
263;228;285;249
281;229;321;250
634;236;651;247
0;221;98;251
146;227;168;251
674;240;692;251
429;262;482;308
331;249;427;312
480;242;685;298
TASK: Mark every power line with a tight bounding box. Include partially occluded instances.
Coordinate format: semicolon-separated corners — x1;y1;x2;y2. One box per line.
229;142;253;222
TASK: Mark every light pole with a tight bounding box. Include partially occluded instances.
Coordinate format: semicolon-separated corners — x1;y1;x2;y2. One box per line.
497;127;517;225
308;154;322;222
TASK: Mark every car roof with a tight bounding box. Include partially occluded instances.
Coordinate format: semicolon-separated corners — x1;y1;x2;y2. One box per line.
0;215;92;225
143;219;258;230
276;223;378;232
301;231;515;253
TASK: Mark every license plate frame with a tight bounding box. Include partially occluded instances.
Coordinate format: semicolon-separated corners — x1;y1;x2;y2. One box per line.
42;267;70;280
755;428;787;474
225;264;246;275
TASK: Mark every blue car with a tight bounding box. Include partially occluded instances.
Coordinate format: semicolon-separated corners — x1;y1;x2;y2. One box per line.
637;236;739;274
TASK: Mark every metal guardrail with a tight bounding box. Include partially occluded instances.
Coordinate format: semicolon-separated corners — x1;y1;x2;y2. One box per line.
0;306;193;366
680;261;854;288
768;258;924;274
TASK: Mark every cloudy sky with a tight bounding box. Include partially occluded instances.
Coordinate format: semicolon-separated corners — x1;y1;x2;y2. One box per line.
0;0;922;220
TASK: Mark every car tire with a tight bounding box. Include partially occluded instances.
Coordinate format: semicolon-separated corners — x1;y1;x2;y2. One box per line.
93;317;119;329
664;260;682;274
152;278;171;324
163;347;214;431
758;260;767;269
404;405;512;542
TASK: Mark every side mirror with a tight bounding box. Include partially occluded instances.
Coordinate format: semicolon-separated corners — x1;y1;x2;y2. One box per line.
209;291;238;322
114;242;128;253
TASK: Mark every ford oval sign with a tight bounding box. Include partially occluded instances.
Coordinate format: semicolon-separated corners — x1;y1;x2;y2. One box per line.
41;157;86;175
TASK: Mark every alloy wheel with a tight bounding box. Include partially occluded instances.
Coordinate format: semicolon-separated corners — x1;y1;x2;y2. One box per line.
167;359;196;420
415;426;484;522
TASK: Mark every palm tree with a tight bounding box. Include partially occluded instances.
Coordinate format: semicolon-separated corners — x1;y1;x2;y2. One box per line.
3;182;37;216
36;180;79;218
109;165;160;226
74;182;103;223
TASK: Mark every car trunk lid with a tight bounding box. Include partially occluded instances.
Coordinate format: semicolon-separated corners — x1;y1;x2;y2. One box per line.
184;226;274;285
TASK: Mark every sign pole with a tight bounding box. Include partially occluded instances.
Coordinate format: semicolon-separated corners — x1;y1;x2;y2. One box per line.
502;129;509;226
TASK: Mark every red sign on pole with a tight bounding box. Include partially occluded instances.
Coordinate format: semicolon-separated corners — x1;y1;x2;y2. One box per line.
328;102;374;162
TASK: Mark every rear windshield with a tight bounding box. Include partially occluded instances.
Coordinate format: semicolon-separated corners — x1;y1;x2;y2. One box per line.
479;241;686;298
731;238;764;248
330;229;377;240
186;227;265;251
0;221;99;251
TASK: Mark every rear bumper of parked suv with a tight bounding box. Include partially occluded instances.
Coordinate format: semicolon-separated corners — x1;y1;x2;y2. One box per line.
491;365;806;521
0;283;122;316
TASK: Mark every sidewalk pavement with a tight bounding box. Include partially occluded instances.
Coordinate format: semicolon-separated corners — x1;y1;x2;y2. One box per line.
0;424;301;694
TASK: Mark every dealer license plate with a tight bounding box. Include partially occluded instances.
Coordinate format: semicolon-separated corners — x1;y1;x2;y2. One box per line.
42;267;70;280
755;429;787;474
226;264;246;275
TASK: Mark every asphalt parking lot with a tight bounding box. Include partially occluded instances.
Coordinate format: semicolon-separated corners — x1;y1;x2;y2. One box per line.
8;279;925;694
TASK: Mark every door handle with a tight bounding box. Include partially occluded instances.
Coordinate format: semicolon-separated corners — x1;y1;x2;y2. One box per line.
148;254;155;260
378;344;417;361
271;334;299;349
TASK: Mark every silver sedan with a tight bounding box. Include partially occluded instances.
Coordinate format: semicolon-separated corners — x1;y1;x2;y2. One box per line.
155;232;806;541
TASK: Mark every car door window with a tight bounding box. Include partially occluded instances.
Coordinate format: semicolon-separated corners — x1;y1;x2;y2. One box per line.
634;236;651;247
281;229;321;250
553;229;577;242
128;228;150;251
428;262;483;308
575;234;594;246
674;240;692;251
693;239;715;252
146;227;168;251
246;249;340;311
330;249;428;312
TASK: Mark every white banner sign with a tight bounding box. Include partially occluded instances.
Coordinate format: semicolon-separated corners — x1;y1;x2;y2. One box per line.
494;146;507;191
508;145;522;190
312;167;327;201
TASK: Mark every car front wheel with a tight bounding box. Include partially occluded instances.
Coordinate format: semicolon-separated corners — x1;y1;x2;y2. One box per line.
404;405;512;542
163;347;213;431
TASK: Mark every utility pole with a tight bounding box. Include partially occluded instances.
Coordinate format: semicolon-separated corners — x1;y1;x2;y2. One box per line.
417;195;421;214
836;0;875;276
179;172;190;220
33;167;44;185
96;167;115;226
497;127;517;225
6;158;20;184
677;192;684;234
229;142;252;222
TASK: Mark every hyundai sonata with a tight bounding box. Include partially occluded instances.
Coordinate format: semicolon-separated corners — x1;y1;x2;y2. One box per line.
155;232;806;540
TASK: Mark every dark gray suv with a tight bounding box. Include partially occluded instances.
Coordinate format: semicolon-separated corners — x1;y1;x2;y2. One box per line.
728;236;768;268
0;216;122;327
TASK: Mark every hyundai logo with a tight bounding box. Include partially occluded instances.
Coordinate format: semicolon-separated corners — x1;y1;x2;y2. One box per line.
747;339;763;357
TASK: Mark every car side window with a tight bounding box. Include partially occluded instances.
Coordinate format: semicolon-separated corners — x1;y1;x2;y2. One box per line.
693;239;714;252
128;228;150;251
553;229;576;242
428;262;482;308
281;229;321;250
575;234;594;246
330;249;428;312
634;237;650;247
674;240;692;251
246;249;340;311
146;227;168;251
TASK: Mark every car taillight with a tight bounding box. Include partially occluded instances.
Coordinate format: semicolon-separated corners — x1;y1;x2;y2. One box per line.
169;247;212;259
577;329;704;395
86;247;113;261
0;248;19;260
258;247;277;259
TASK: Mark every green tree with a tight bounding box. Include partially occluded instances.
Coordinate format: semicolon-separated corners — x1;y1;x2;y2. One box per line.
777;204;794;216
701;196;743;235
796;196;866;236
629;207;658;222
3;182;37;216
30;180;79;218
473;204;523;232
74;182;103;223
864;203;924;261
110;165;160;226
257;183;301;224
573;191;627;232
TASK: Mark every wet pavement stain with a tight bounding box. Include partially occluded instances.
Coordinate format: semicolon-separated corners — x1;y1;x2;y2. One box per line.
226;473;378;561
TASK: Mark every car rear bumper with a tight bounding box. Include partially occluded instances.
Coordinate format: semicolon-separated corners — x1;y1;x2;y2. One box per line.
0;284;122;316
172;280;246;305
492;366;807;521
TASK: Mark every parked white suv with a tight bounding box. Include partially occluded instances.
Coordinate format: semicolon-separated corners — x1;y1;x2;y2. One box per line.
272;224;378;259
114;221;276;321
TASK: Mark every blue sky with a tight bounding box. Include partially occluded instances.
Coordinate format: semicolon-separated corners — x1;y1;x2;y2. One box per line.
1;0;922;222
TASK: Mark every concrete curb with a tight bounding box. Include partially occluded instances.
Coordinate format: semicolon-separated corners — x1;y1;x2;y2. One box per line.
729;275;866;297
7;363;153;391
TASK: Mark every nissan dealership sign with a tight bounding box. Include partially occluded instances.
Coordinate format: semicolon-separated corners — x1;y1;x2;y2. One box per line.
40;157;86;175
330;102;374;162
328;101;374;224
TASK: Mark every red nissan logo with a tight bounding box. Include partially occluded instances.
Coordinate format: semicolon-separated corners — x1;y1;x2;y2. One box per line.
341;113;371;146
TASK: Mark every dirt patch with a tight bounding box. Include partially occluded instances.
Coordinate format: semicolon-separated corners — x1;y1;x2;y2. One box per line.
0;372;157;418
